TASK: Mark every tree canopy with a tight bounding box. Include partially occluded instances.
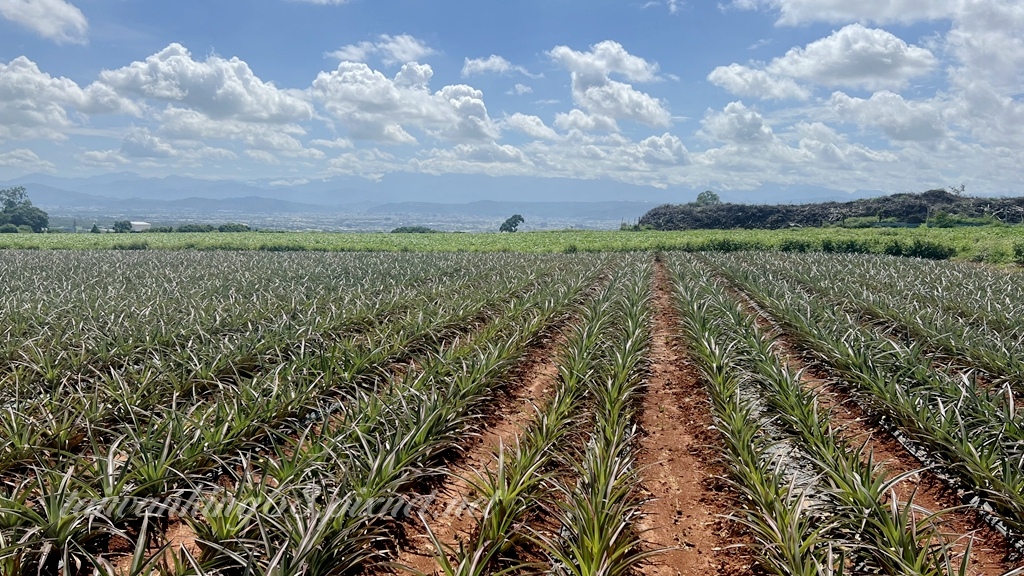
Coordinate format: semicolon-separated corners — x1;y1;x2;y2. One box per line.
391;226;440;233
218;223;251;232
695;190;721;206
0;186;48;232
500;214;525;233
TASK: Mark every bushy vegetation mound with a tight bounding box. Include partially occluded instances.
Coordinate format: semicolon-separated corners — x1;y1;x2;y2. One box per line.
390;226;440;233
640;189;1024;230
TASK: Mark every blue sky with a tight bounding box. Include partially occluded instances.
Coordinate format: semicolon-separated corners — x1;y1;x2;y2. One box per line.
1;0;1022;199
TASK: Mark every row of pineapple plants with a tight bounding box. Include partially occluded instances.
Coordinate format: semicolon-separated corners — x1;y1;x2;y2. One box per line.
669;254;968;575
749;252;1024;396
672;257;835;575
0;254;605;478
0;253;610;575
418;258;634;576
777;252;1024;336
0;270;531;481
416;257;655;576
0;252;502;393
0;252;570;407
545;259;654;576
707;252;1024;552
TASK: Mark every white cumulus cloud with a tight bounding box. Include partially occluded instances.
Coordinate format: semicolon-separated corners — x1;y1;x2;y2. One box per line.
79;126;240;169
503;113;559;140
120;128;177;158
710;24;936;100
946;1;1024;95
707;64;811;100
701;101;775;144
437;84;501;142
631;133;691;165
327;34;435;66
509;84;533;95
77;149;129;168
159;106;311;153
830;91;948;141
325;148;401;181
0;56;137;142
549;40;660;84
312;61;499;144
794;121;896;164
461;55;537;77
949;82;1024;147
0;148;55;171
553;109;619;133
766;24;936;90
99;44;314;123
309;138;353;149
729;0;960;25
0;0;87;44
549;41;670;128
245;149;279;164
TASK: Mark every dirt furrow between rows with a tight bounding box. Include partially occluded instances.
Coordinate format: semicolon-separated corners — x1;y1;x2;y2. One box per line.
723;279;1018;575
388;328;567;575
635;261;754;576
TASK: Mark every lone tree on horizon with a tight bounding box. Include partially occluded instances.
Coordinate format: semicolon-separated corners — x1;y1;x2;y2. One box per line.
500;214;524;232
695;190;721;206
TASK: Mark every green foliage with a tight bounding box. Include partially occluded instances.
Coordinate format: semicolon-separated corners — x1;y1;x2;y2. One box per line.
884;238;957;260
7;205;48;232
111;240;149;250
0;186;48;232
90;224;100;234
820;238;873;254
0;186;28;212
0;248;1022;575
778;238;814;252
218;222;251;232
710;251;1024;550
1014;242;1024;266
642;188;1020;231
390;226;439;233
176;223;217;233
112;220;132;233
0;223;17;233
499;214;524;232
840;216;879;228
969;245;1012;264
0;227;1020;263
695;189;721;206
0;250;601;575
927;211;997;228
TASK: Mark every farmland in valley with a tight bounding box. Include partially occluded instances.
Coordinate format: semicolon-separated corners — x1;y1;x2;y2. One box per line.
1;249;1023;575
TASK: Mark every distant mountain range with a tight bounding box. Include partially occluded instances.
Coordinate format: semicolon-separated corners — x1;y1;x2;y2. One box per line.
366;200;664;219
1;172;904;230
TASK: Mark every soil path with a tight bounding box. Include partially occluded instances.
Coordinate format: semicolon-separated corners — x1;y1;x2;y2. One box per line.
634;261;754;576
389;328;567;575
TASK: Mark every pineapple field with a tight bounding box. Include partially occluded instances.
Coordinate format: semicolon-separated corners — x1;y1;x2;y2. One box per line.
0;250;1022;576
